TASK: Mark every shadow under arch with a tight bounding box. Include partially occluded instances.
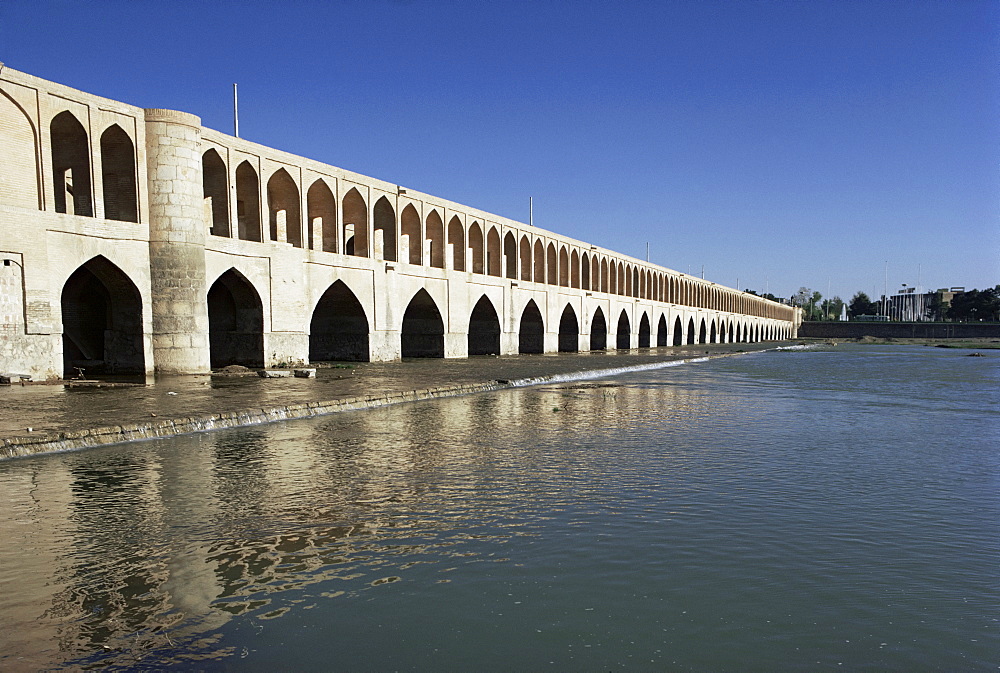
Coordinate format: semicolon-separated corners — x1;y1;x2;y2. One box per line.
208;269;264;368
657;314;668;347
61;255;144;376
590;307;607;351
616;310;630;349
558;304;578;353
402;289;444;357
468;295;501;356
687;317;696;345
673;316;683;346
518;300;544;354
310;280;370;361
638;312;651;348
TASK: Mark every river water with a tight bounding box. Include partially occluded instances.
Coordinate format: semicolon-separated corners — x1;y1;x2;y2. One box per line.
0;344;997;671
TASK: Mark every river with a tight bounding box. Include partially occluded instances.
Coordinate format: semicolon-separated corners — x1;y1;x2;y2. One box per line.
0;344;996;671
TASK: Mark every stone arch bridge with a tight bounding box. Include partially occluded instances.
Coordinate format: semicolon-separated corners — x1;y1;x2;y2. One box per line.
0;66;800;379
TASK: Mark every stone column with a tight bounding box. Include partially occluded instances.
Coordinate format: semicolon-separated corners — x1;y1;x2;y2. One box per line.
144;109;211;374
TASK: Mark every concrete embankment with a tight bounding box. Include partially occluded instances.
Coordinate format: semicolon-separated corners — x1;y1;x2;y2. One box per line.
0;344;780;459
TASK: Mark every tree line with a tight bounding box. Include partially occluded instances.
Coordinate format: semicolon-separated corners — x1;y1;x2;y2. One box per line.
778;286;1000;322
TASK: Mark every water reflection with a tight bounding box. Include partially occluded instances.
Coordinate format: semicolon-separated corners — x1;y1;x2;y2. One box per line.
1;348;996;671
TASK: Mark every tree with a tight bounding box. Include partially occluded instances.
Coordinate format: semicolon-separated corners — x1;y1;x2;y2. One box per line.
947;287;1000;322
820;296;845;321
848;292;877;317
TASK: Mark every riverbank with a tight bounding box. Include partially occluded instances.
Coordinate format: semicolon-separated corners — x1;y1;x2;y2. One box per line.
1;343;783;459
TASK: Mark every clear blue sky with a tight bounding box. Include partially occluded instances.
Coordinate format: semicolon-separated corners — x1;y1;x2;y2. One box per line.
3;0;996;302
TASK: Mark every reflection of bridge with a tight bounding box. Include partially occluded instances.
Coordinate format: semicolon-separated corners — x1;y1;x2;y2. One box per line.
0;66;800;379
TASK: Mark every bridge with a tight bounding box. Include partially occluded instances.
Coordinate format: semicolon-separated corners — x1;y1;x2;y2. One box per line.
0;65;799;379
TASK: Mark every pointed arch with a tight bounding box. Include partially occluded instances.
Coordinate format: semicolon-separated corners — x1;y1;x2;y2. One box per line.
468;221;485;274
426;209;444;268
342;187;368;256
699;318;708;344
558;304;579;352
487;226;502;277
571;249;580;288
504;231;518;279
307;179;337;252
0;89;40;209
402;289;444;357
400;203;421;264
687;317;696;345
61;256;144;376
309;280;369;361
638;312;651;348
100;125;137;222
50;110;92;216
448;216;465;271
533;240;545;283
547;243;558;285
203;148;229;236
673;316;683;346
468;295;501;356
656;314;668;347
581;252;591;290
373;196;397;261
268;168;301;246
709;320;717;343
518;300;544;354
609;261;617;295
235;161;262;242
590;307;607;351
616;310;631;349
208;268;264;368
518;235;531;280
601;258;609;293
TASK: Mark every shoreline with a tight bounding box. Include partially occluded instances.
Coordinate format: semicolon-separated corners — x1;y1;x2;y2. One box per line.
1;345;771;460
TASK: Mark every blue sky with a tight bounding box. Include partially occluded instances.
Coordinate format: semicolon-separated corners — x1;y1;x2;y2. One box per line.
2;0;996;301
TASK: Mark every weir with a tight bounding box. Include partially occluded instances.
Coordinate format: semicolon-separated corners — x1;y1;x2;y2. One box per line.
0;66;800;381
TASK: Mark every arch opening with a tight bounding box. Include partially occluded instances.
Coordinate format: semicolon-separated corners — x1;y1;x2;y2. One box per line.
100;125;137;223
448;216;465;271
401;289;444;357
203;149;229;236
309;280;369;362
235;161;262;242
518;300;544;354
687;317;696;345
616;310;631;349
468;295;501;356
268;169;301;247
373;197;397;261
638;312;651;348
487;227;502;277
673;316;683;346
558;304;579;353
590;307;607;351
400;204;421;264
342;188;368;256
208;269;264;368
426;210;444;268
51;111;93;217
61;256;144;376
469;222;484;274
504;232;518;279
307;179;337;252
656;314;668;347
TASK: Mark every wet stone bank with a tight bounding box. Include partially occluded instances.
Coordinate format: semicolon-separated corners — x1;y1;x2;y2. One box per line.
0;343;780;459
